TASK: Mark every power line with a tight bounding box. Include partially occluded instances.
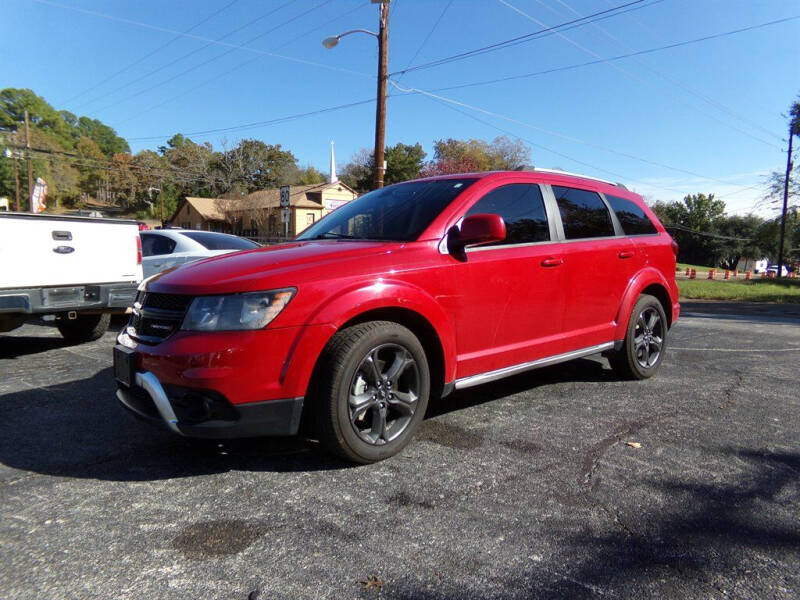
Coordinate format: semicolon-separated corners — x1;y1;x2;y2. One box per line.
662;223;752;242
60;0;242;106
495;0;781;150
113;1;367;126
125;98;377;142
82;0;313;115
550;0;783;142
396;0;455;81
31;0;371;84
428;14;800;100
389;0;658;76
389;80;757;190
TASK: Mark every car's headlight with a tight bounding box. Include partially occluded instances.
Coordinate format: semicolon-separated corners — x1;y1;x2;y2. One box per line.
181;289;296;331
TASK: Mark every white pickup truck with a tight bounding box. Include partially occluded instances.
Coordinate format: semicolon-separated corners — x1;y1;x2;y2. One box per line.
0;212;142;342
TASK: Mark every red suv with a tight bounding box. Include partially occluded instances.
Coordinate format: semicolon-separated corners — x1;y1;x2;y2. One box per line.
115;170;679;463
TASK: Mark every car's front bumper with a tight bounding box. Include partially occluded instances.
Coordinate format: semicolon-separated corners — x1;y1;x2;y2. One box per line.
116;369;304;438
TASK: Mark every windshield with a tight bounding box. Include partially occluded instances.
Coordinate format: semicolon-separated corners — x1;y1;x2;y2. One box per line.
296;179;475;242
181;231;260;250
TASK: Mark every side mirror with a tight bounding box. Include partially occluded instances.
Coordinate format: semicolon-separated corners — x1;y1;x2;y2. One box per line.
457;214;506;248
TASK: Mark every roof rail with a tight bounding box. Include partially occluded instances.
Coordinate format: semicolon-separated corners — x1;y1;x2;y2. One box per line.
514;165;627;190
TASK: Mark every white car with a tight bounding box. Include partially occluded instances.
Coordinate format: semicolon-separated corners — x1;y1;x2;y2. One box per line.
140;230;260;278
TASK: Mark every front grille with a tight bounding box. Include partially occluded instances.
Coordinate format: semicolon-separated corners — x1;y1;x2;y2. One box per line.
139;292;192;312
129;292;192;343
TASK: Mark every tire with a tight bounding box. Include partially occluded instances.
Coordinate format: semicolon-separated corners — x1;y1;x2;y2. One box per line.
610;294;668;380
56;313;111;344
312;321;430;464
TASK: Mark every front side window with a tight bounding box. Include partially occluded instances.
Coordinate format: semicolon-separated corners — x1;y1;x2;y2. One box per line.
605;194;658;236
297;179;476;242
553;185;615;240
140;233;177;257
466;183;550;245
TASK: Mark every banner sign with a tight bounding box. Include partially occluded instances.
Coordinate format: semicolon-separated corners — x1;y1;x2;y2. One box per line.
31;177;48;213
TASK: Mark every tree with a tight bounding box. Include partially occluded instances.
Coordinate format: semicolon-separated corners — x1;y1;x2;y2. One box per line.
108;153;138;207
651;193;727;266
214;139;298;193
75;136;106;197
716;214;763;270
339;148;375;193
421;135;530;176
75;116;129;157
161;134;217;197
384;142;426;185
0;88;74;149
292;165;327;185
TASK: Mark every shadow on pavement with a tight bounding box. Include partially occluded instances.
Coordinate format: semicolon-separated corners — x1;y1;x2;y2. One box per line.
0;318;126;359
428;357;619;419
0;357;622;482
680;300;800;326
0;367;351;481
389;447;800;599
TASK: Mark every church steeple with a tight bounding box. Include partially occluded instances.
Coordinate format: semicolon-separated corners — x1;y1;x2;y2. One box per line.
329;141;338;184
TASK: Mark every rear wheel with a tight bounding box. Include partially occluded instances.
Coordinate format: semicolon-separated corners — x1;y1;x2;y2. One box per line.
56;313;110;344
610;294;667;380
312;321;430;463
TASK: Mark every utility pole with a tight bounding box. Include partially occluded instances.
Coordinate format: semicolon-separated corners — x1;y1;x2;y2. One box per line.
24;111;33;212
12;132;21;211
777;119;798;278
373;0;389;189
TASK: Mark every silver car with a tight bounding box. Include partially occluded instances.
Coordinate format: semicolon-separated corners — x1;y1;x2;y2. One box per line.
140;230;260;278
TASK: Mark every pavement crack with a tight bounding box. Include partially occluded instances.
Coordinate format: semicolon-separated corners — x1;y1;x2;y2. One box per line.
719;369;745;410
580;414;666;488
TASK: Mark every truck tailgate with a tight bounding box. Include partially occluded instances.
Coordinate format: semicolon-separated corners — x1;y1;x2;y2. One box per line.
0;214;141;288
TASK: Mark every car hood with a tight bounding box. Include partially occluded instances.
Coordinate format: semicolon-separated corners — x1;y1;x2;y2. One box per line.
146;240;400;295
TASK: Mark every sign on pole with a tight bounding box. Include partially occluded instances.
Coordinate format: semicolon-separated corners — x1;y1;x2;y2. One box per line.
281;208;291;223
280;185;290;208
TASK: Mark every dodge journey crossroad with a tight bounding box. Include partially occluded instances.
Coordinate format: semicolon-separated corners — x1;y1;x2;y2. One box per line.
114;169;679;463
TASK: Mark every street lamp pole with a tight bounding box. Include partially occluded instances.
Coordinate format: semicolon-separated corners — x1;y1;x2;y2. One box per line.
322;0;390;190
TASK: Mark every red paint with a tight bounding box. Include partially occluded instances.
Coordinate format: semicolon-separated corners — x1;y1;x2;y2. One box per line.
125;171;678;406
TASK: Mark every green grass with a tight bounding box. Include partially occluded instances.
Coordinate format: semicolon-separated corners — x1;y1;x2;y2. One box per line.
678;278;800;302
676;261;716;272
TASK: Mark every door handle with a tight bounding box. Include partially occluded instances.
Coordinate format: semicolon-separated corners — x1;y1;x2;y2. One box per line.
618;251;635;259
541;257;563;267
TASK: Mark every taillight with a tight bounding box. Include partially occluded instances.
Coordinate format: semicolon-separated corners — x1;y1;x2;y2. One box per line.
671;238;679;258
136;236;142;264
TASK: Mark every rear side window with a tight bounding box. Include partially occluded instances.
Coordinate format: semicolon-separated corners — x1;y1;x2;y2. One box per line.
466;183;550;245
181;232;260;250
552;186;615;240
605;194;658;235
140;233;176;257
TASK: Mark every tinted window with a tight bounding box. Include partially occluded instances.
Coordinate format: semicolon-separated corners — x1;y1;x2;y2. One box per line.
297;179;476;242
605;194;658;235
181;232;260;250
466;184;549;245
553;186;615;239
140;233;176;257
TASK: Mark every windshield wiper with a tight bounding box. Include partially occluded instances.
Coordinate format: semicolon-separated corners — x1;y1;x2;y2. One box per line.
309;232;360;240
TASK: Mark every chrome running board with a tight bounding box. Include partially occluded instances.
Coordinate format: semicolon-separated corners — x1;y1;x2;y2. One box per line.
454;342;615;390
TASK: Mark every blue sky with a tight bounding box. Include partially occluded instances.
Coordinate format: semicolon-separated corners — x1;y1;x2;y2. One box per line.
3;0;799;214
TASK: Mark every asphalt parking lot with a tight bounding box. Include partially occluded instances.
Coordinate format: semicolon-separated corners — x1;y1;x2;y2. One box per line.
1;302;798;600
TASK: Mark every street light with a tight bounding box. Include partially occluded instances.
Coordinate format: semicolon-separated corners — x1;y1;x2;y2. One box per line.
322;29;377;49
322;1;389;189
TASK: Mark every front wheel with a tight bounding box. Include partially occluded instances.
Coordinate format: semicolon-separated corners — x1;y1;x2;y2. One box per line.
610;294;668;380
312;321;430;463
